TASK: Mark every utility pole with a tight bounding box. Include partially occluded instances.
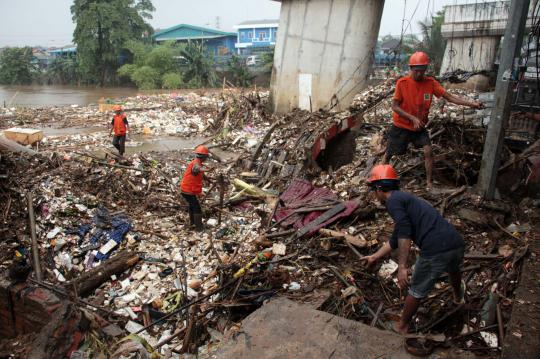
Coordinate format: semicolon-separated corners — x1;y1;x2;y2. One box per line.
477;0;531;199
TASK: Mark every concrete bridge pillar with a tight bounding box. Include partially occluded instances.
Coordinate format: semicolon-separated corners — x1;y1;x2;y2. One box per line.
270;0;385;114
439;1;536;75
439;2;510;75
440;36;501;75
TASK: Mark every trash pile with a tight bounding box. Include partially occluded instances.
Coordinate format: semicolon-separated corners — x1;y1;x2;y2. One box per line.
0;82;538;358
0;90;272;152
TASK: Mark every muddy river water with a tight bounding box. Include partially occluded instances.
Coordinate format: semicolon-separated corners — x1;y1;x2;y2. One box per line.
41;126;210;155
0;85;144;107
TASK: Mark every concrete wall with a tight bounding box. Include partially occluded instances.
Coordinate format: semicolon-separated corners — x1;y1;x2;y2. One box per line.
270;0;385;114
441;2;510;37
440;36;500;74
440;1;537;74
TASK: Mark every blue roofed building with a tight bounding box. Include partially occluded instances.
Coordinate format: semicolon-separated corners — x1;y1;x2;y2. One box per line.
234;20;279;55
152;24;236;56
48;45;77;58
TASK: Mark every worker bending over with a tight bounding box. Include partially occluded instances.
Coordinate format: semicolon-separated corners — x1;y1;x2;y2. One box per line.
385;51;483;189
180;145;210;232
363;164;465;335
109;105;129;157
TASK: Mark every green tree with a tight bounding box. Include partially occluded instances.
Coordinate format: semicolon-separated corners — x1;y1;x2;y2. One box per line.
162;72;183;89
46;57;79;85
145;45;177;75
118;41;183;89
0;47;36;85
261;49;274;74
228;54;252;87
71;0;154;86
122;39;151;66
400;34;421;59
131;65;159;89
180;41;217;87
418;11;446;74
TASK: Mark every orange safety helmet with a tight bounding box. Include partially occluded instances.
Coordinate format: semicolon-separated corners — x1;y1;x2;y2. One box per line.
409;51;430;66
194;145;209;156
113;105;123;112
368;164;398;182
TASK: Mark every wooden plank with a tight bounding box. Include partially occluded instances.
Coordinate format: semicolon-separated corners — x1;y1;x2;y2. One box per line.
247;121;280;170
319;228;367;248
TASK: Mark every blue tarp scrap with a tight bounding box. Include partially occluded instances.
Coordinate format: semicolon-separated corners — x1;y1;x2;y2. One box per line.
93;215;132;261
66;224;91;242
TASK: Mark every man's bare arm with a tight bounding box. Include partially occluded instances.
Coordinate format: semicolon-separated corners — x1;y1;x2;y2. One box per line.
362;241;392;267
442;92;483;108
397;238;411;289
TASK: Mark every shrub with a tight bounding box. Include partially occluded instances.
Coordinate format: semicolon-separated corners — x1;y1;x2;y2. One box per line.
131;66;159;89
162;72;183;89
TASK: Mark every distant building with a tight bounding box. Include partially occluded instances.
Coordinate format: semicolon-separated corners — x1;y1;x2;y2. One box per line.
152;24;236;56
379;38;401;55
374;38;404;66
32;48;54;69
234;20;279;55
48;46;77;58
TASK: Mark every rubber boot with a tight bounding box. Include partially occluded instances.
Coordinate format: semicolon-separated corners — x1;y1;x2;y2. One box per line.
188;210;194;227
193;214;204;232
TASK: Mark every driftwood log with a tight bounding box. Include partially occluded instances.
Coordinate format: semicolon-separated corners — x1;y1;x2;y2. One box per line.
66;250;140;297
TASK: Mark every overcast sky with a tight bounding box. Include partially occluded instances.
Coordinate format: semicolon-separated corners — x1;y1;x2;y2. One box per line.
0;0;457;47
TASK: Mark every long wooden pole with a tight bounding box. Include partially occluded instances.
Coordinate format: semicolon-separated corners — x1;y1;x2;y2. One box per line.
27;192;42;281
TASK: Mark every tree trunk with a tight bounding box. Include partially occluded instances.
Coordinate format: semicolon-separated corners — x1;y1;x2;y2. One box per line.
65;250;140;297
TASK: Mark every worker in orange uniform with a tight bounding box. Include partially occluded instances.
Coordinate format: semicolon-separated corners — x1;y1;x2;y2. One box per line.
180;145;210;231
109;105;129;157
363;164;466;335
385;52;483;189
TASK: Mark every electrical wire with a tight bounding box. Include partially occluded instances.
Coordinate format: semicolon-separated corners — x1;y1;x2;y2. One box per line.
401;0;422;36
324;47;375;111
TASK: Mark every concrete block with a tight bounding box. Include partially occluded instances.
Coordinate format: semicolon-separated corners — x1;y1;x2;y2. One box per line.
212;297;412;359
3;128;43;146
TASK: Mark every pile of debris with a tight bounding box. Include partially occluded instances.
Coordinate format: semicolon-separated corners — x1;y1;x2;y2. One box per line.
0;89;271;140
0;82;538;358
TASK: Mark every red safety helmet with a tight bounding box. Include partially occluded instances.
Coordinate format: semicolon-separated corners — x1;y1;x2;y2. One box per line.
368;164;399;183
409;51;430;66
194;145;209;156
113;105;123;112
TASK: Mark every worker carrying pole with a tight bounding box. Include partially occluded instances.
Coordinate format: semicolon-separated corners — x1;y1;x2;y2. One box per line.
362;164;466;335
180;145;211;232
384;52;483;190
